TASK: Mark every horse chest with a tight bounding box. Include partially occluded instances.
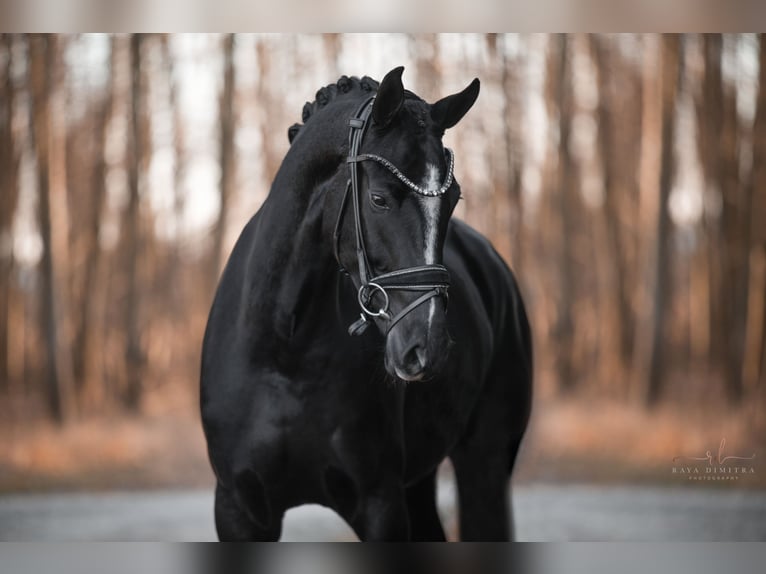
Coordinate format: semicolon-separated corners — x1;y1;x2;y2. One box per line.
229;365;399;452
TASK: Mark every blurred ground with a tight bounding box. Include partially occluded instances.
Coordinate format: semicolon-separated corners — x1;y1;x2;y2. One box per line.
516;395;766;489
1;395;764;492
1;484;764;541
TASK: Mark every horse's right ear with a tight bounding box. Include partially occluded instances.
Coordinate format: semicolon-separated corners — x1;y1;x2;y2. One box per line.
372;66;405;128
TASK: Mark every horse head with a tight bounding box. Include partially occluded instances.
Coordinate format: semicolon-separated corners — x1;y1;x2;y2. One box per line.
335;67;480;382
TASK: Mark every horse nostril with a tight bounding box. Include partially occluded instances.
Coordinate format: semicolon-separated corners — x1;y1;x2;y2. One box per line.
415;346;427;370
404;344;427;373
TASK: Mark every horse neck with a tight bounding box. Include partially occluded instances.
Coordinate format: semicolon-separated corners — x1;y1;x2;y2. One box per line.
260;105;352;262
248;100;357;338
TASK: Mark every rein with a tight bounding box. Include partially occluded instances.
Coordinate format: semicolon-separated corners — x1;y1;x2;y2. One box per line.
334;97;452;337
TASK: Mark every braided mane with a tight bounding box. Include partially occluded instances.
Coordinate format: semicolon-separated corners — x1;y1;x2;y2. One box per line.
287;75;379;144
287;74;423;144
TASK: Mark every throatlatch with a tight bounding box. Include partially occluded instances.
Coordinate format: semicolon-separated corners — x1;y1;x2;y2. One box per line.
334;97;452;336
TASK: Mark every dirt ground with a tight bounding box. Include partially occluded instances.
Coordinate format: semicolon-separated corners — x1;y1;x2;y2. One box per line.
2;390;764;493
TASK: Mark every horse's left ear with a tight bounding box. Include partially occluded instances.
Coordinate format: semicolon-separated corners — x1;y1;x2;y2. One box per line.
430;78;480;131
372;66;405;127
288;123;301;144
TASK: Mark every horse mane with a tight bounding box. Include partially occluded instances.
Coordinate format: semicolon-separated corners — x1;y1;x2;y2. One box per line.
287;74;423;144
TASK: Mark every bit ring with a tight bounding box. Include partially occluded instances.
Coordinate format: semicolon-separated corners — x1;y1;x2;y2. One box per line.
358;282;390;318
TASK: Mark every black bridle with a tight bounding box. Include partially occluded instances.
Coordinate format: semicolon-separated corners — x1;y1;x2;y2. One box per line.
334;97;452;337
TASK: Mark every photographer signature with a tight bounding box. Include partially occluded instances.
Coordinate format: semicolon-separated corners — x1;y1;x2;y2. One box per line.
673;438;756;465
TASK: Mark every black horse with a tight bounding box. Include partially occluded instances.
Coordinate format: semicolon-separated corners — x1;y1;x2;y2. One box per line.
201;67;532;541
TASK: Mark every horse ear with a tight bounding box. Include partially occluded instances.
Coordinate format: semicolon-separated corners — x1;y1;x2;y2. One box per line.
288;123;301;144
372;66;405;127
430;78;480;131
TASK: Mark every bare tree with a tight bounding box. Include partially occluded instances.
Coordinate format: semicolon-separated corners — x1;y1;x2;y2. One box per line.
28;34;76;422
485;34;524;268
71;37;115;408
411;34;441;102
590;35;635;378
123;34;146;410
0;35;20;394
323;34;342;75
256;38;281;197
547;34;578;393
691;35;751;403
500;35;525;270
642;34;681;407
748;35;766;392
693;35;725;378
211;34;236;284
718;39;749;405
159;35;187;297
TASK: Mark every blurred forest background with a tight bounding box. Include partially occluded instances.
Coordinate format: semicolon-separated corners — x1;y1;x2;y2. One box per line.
0;34;764;490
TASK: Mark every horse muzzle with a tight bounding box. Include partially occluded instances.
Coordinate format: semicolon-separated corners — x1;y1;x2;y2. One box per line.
384;298;450;382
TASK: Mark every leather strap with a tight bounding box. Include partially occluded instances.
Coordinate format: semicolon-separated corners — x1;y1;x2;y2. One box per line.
336;96;451;336
385;288;448;334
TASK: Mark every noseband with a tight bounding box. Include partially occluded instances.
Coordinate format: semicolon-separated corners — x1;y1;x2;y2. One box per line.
334;97;452;337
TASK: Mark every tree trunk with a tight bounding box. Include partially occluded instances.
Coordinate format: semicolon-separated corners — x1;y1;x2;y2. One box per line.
160;35;187;313
693;34;725;380
590;35;634;378
548;34;577;393
72;37;115;408
487;34;524;269
123;34;145;411
411;34;440;102
502;36;524;271
323;34;342;74
28;34;76;423
211;34;236;285
749;35;766;392
633;35;662;403
644;35;681;407
0;34;20;394
256;39;281;206
719;40;749;405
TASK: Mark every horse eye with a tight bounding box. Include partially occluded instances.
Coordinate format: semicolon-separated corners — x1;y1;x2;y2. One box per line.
370;193;388;209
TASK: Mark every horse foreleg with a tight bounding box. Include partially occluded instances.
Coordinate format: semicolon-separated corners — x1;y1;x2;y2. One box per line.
406;470;446;541
349;481;410;541
451;450;511;541
214;481;283;541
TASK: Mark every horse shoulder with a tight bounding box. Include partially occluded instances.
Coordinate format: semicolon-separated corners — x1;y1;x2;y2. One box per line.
443;218;531;402
446;219;523;329
446;219;533;428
